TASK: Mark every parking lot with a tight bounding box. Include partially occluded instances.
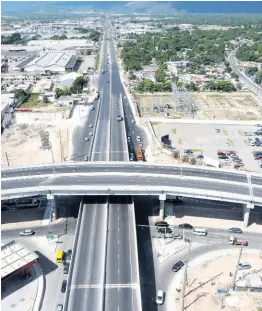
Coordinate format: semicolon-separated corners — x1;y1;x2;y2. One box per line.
153;122;262;172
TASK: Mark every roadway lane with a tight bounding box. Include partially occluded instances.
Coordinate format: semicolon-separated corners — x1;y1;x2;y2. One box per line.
1;164;251;184
228;50;262;98
2;175;251;196
105;197;139;311
67;201;108;311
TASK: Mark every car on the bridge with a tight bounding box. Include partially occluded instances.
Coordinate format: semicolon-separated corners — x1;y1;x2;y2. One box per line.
228;227;242;234
158;227;172;234
155;221;169;227
89;132;93;136
61;280;67;293
115;102;118;106
156;290;165;305
84;137;89;142
56;304;63;311
89;124;93;128
117;115;122;121
179;223;193;230
172;261;184;272
20;229;35;236
84;156;88;161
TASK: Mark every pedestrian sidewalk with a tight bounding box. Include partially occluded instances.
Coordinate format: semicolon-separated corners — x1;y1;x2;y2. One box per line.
2;263;44;311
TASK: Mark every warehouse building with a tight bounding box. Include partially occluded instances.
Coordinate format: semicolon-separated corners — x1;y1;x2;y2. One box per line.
24;52;78;73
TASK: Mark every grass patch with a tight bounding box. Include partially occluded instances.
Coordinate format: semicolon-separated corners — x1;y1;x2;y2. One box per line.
172;128;177;134
95;56;100;71
227;139;234;146
151;122;161;126
19;94;47;108
191;149;204;153
225;293;231;297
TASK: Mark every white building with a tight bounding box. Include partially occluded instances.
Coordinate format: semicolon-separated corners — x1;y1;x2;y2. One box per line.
167;61;188;75
24;52;78;73
27;39;94;51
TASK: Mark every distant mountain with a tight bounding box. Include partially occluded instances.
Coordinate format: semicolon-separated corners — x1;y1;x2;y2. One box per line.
2;1;262;14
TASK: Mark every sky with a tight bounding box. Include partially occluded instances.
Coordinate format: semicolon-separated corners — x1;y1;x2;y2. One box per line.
2;1;262;14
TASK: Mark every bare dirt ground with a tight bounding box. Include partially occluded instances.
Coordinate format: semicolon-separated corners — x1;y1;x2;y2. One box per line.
176;251;262;311
1;106;89;167
135;92;262;120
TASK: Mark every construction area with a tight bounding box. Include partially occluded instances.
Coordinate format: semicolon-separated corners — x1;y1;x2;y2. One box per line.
1;105;90;167
175;250;262;311
135;91;262;120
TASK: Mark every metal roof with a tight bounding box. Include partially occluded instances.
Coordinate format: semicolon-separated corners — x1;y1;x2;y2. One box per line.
1;240;39;279
25;52;75;69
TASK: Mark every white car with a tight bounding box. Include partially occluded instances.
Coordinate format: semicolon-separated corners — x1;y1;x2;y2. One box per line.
20;229;35;236
139;142;143;147
84;137;89;141
89;124;93;128
156;290;164;305
131;119;135;123
136;136;141;142
89;132;93;136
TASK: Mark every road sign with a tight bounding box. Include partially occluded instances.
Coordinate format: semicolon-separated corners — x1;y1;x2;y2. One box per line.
46;234;54;240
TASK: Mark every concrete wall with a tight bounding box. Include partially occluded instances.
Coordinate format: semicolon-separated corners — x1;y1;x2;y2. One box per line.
14;111;65;123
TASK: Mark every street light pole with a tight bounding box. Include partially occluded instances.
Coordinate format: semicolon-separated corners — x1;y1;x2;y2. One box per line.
50;144;55;173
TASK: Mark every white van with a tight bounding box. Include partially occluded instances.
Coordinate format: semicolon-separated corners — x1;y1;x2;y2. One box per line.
192;228;207;236
238;262;251;270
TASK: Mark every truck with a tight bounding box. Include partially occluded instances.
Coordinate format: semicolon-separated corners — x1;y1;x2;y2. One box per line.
228;236;248;246
136;146;144;162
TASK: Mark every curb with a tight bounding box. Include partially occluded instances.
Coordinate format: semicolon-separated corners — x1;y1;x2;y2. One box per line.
32;263;45;311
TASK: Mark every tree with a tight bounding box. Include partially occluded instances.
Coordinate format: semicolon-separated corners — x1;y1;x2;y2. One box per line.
155;67;166;83
172;150;180;159
55;88;65;98
185;82;199;91
190;157;197;165
70;77;86;94
43;95;49;103
255;70;262;85
14;89;30;104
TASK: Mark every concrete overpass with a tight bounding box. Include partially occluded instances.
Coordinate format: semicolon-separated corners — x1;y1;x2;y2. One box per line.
2;162;262;226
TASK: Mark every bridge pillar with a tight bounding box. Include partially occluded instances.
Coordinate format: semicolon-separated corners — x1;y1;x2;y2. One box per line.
159;194;166;219
243;202;254;227
47;194;57;220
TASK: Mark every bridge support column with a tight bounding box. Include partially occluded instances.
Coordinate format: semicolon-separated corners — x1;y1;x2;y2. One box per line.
47;194;57;220
243;202;254;227
159;194;166;219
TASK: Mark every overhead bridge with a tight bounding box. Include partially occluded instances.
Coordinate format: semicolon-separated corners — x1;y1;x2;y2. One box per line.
2;162;262;226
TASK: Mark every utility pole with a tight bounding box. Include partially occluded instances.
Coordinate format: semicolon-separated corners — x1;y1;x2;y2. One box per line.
5;152;10;167
59;129;63;162
231;247;243;290
181;242;191;311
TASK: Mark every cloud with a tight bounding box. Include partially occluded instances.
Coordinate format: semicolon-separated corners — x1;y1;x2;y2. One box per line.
124;1;185;14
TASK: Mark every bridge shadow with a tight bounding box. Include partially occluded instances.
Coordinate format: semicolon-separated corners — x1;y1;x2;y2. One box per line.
249;205;262;227
134;196;158;311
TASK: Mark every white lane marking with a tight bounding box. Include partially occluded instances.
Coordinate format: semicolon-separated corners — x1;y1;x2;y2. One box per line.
71;283;138;289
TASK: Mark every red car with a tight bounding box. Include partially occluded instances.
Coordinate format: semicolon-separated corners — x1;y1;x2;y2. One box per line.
217;152;226;156
255;156;262;160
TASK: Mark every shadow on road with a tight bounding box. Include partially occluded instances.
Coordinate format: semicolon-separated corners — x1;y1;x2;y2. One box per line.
134;196;158;311
35;251;58;276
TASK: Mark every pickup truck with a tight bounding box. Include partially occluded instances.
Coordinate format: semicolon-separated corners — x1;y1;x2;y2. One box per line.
228;236;248;246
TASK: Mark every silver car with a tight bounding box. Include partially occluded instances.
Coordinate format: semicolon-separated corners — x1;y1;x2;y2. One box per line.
156;290;164;305
20;229;35;236
89;124;93;128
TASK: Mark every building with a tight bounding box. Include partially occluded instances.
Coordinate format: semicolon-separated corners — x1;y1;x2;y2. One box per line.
55;72;82;89
24;52;78;73
167;61;188;75
235;270;262;292
27;39;94;51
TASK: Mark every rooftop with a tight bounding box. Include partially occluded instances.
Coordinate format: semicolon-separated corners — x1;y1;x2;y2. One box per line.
1;240;39;280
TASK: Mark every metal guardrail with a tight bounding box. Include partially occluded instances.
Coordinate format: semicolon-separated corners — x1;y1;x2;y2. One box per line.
63;200;84;311
2;185;262;205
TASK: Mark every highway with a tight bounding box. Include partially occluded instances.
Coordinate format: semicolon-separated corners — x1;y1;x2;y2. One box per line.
1;162;253;183
228;50;262;99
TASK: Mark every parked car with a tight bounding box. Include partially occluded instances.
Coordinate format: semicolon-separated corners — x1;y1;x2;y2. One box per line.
238;262;251;270
61;280;67;293
156;290;165;305
217;152;226;156
184;149;194;155
172;261;184;272
155;221;169;227
56;304;63;311
215;128;220;133
228;228;242;234
179;223;193;230
63;262;69;274
20;229;35;236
